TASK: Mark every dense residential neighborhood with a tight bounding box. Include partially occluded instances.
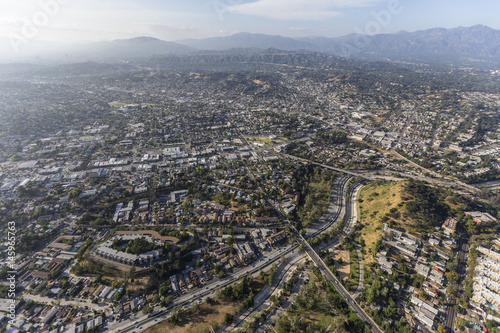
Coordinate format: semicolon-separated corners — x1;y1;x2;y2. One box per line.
0;28;500;333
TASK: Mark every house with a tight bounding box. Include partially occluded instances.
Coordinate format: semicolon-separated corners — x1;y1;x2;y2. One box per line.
428;238;440;246
42;307;59;324
214;246;231;257
170;275;179;293
32;271;50;279
429;266;444;285
393;241;417;258
251;229;261;239
134;186;148;194
411;295;438;328
267;231;287;246
17;160;39;169
425;287;439;298
234;242;254;261
254;216;279;224
170;190;188;203
416;263;430;278
0;298;20;314
137;200;149;212
442;217;458;235
87;168;107;178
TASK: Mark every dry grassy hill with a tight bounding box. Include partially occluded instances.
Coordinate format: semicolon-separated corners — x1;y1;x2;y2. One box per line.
357;179;467;264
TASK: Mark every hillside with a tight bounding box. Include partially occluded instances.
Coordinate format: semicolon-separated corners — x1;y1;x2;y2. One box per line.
357;179;475;264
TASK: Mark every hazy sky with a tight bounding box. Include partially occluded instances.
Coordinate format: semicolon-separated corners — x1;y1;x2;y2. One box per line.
0;0;499;43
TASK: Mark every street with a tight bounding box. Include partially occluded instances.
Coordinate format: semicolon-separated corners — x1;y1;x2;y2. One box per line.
445;239;469;333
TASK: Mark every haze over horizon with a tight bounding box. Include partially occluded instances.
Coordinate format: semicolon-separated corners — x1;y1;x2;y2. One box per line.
1;0;500;44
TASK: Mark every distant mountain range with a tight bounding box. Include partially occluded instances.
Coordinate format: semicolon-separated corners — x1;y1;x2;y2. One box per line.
0;36;195;64
177;32;316;52
1;25;500;65
309;25;500;63
81;37;196;59
177;25;500;64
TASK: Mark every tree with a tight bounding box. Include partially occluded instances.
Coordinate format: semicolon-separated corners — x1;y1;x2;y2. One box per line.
447;284;457;295
446;261;457;272
160;284;170;296
437;323;446;333
129;266;136;282
383;301;395;318
191;302;201;313
224;313;233;325
161;295;173;307
445;271;458;283
68;188;82;199
170;304;183;324
142;304;153;315
17;185;27;198
465;217;477;234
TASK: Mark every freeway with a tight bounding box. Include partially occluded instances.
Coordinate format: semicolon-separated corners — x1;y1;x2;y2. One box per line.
283;151;479;193
390;149;448;181
268;173;383;332
280;153;366;178
286;179;382;333
111;176;352;333
390;150;479;193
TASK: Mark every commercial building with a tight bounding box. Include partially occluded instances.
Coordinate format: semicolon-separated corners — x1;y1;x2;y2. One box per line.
465;211;498;227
